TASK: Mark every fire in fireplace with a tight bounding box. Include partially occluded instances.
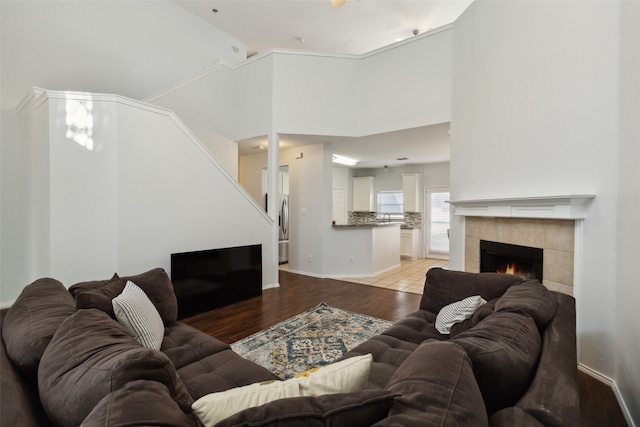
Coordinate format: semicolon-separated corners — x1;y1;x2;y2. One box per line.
480;240;543;282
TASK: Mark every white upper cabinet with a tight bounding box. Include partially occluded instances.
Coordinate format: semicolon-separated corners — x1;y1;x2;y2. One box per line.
353;176;375;212
402;173;420;212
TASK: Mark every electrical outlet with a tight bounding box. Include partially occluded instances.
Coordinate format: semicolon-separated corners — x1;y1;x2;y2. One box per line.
308;255;312;262
349;256;354;263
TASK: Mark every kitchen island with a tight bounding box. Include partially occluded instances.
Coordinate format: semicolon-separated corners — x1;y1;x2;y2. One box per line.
325;222;401;278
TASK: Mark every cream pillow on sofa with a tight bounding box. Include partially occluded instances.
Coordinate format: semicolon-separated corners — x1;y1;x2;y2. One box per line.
112;281;164;350
436;295;487;334
192;353;373;426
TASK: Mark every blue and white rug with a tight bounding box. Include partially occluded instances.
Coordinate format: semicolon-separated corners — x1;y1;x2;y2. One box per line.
231;302;393;379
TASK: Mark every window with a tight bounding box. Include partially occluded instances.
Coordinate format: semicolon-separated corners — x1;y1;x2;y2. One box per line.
426;189;450;254
377;191;404;220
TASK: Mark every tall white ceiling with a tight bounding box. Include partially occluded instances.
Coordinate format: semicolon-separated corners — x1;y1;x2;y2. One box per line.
176;0;472;56
176;0;472;167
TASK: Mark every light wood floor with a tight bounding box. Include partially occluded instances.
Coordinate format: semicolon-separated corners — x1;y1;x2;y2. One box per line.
182;270;628;427
281;257;449;294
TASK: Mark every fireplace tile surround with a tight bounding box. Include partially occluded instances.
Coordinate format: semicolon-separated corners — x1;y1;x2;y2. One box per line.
465;217;575;295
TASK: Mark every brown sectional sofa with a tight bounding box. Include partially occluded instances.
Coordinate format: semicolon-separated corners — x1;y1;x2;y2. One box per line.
1;267;579;426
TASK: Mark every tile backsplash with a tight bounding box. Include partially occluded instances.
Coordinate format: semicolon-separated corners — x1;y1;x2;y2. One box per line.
403;212;422;228
348;211;422;227
348;211;377;225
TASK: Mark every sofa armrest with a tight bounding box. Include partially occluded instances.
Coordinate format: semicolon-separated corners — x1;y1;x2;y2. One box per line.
1;310;54;427
514;292;580;427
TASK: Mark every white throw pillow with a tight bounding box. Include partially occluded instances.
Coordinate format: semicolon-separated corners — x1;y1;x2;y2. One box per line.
112;280;164;350
436;295;487;335
191;353;373;426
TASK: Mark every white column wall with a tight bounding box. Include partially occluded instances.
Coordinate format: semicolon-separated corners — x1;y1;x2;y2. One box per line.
451;0;620;384
48;97;119;283
286;143;331;276
19;94;52;283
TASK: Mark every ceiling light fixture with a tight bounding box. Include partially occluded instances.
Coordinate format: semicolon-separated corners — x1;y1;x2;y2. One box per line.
331;0;346;8
332;155;358;166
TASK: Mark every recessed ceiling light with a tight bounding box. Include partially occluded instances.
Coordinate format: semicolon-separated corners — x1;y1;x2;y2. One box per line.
332;155;358;166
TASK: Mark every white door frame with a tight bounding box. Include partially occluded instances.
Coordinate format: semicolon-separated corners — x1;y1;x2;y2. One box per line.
423;187;450;259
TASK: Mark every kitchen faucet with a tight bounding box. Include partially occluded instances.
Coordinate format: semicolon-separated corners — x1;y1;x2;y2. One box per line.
382;213;391;223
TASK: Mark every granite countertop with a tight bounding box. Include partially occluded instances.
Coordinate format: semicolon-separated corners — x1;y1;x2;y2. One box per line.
332;222;403;228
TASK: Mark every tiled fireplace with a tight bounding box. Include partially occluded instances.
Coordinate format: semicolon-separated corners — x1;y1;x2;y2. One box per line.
465;217;575;294
449;195;595;297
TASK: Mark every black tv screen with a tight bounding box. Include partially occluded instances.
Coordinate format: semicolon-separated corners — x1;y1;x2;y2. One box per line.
171;244;262;319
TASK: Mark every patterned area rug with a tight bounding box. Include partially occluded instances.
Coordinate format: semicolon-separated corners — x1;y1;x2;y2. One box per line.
231;302;393;380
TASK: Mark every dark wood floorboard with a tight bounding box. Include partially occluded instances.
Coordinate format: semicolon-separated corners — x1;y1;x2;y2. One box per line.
181;270;628;426
578;370;629;427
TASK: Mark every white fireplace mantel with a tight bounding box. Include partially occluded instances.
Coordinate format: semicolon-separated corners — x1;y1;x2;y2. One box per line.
448;195;595;220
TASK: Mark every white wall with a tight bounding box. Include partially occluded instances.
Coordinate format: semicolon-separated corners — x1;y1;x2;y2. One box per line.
2;90;274;306
1;0;248;303
0;1;245;109
147;68;239;178
451;1;637;423
615;1;640;422
288;144;333;276
360;28;452;135
233;56;274;141
272;54;361;136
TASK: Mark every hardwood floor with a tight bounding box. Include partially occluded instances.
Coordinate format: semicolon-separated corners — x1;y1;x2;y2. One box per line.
181;270;628;426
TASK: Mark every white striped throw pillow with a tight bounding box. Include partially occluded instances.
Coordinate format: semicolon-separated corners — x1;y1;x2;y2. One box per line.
112;280;164;350
435;295;487;335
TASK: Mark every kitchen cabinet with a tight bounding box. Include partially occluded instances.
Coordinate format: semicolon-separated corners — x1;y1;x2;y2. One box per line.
400;228;420;259
353;176;374;212
402;173;420;212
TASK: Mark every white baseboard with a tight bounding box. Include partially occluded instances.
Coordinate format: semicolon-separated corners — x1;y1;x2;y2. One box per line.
578;363;636;427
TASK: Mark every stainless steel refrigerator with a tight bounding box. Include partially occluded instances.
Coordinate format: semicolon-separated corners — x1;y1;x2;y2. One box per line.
278;194;289;264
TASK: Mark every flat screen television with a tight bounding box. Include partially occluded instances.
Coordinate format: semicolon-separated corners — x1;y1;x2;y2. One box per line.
171;244;262;319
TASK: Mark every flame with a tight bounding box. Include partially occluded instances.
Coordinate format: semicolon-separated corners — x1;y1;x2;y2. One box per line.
497;262;517;275
503;263;516;275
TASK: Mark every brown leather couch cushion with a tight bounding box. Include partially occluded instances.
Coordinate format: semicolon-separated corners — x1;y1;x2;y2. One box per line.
69;273;123;317
163;322;279;400
420;268;523;314
453;311;542;414
374;340;488;426
38;309;192;427
69;268;178;325
449;299;498;338
1;278;76;382
494;280;558;331
214;389;396;427
80;380;199;427
381;309;447;344
338;334;419;390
